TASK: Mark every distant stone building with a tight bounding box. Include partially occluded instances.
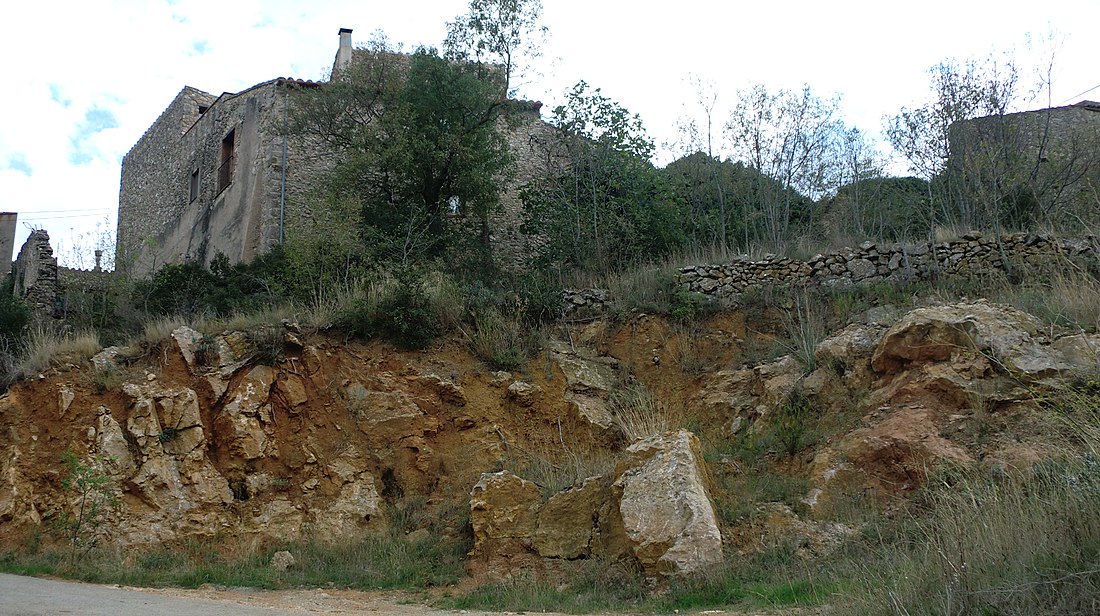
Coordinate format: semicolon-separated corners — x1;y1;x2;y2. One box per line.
116;28;555;276
947;100;1100;225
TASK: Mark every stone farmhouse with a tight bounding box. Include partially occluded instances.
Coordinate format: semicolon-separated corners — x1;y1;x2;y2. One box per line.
950;99;1100;159
117;29;555;276
947;100;1100;219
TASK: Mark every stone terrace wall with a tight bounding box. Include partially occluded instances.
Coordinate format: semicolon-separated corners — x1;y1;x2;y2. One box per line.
679;232;1099;298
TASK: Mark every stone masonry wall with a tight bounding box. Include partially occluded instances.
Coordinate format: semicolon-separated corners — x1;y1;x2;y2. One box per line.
485;103;563;272
117;87;216;271
118;79;333;277
12;230;61;317
679;232;1099;298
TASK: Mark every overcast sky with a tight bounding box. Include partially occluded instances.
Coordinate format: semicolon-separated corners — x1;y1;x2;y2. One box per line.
1;0;1096;267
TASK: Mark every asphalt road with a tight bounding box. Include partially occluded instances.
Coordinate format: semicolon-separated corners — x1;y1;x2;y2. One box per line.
0;573;562;616
0;573;306;615
0;572;803;616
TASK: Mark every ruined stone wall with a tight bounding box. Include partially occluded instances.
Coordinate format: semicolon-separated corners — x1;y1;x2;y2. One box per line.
679;232;1099;298
57;267;109;295
12;230;60;317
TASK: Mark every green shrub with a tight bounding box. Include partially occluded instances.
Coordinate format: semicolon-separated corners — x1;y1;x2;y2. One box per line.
131;252;290;319
336;268;444;349
770;390;820;457
0;277;30;342
466;307;540;370
375;270;439;349
56;452;118;565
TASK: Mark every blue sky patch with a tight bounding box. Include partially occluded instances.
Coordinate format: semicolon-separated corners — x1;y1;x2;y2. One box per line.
48;83;71;108
4;153;32;176
69;106;120;165
191;39;209;55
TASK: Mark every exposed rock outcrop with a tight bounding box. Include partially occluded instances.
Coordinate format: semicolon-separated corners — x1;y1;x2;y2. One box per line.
469;430;722;578
611;430;723;576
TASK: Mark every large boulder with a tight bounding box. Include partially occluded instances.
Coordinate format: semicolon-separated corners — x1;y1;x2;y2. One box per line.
871;301;1072;381
549;340;621;431
612;430;723;576
534;477;606;559
469;471;543;570
837;405;973;495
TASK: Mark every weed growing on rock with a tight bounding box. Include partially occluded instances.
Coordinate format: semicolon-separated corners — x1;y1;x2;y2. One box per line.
57;451;118;565
89;364;125;394
609;384;679;442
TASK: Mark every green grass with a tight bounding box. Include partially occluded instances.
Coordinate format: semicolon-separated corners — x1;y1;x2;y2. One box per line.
439;547;834;614
440;560;649;613
0;530;468;591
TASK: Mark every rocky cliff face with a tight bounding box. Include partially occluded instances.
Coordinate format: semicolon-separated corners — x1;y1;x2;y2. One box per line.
1;300;1096;578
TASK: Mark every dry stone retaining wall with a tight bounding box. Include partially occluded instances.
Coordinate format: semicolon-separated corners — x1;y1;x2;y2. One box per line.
679;232;1099;298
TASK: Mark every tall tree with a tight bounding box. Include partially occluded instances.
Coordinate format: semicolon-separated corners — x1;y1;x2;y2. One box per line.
724;84;845;249
523;81;683;272
444;0;548;99
290;43;509;268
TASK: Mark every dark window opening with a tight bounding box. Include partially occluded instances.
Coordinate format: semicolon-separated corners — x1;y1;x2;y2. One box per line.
229;479;250;501
446;195;462;216
189;169;199;202
198;105;209;115
217;129;235;194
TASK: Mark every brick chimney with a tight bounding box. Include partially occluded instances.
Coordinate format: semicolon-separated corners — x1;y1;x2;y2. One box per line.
333;28;353;77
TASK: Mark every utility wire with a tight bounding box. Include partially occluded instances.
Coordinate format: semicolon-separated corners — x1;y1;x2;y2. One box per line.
12;207;113;215
17;213;114;221
1059;82;1100;105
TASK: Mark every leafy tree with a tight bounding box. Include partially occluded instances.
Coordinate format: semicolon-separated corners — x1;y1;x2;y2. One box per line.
444;0;548;98
290;43;510;270
522;81;685;272
823;176;932;242
662;153;811;251
724;84;846;249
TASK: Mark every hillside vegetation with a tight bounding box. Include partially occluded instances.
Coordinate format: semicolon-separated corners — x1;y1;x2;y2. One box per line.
2;2;1100;614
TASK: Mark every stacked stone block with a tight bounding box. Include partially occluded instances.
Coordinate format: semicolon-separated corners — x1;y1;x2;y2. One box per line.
12;230;61;318
678;232;1099;299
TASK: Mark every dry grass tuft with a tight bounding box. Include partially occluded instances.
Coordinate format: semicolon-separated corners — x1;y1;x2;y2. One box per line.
609;385;681;442
18;326;102;377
